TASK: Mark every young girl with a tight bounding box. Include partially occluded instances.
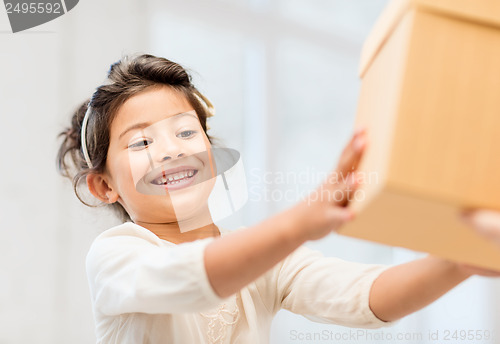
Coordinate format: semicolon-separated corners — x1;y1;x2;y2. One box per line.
57;54;494;344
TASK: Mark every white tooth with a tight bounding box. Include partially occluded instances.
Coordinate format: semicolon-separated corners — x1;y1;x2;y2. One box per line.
168;176;173;181
188;170;193;177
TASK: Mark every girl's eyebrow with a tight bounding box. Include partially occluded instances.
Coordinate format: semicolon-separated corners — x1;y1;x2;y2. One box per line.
119;111;198;140
119;122;151;140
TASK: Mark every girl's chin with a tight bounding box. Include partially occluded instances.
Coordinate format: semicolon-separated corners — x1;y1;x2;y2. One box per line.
129;180;214;221
137;198;211;220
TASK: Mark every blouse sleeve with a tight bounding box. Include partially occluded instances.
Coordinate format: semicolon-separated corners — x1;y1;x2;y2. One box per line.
85;226;226;316
276;245;396;329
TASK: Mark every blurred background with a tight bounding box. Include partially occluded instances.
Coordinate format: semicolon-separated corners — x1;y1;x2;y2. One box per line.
1;0;499;343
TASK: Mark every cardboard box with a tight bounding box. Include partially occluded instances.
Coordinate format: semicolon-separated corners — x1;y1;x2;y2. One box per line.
339;0;500;270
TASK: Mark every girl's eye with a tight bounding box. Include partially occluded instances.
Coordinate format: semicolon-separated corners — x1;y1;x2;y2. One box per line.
128;139;152;150
177;130;197;139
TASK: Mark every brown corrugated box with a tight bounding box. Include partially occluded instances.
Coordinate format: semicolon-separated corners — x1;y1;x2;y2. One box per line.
339;0;500;270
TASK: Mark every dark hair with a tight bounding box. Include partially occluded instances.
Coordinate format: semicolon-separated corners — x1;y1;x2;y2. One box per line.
57;54;215;221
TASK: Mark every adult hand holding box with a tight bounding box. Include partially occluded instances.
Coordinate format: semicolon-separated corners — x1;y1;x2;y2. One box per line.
339;0;500;270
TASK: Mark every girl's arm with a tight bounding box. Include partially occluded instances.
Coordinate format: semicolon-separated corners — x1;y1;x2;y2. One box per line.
369;255;500;322
368;256;470;322
205;129;366;298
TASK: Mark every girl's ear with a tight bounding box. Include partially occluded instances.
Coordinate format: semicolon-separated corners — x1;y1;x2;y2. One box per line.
86;173;119;204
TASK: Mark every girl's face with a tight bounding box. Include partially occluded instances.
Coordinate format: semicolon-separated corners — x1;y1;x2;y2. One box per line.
103;85;215;224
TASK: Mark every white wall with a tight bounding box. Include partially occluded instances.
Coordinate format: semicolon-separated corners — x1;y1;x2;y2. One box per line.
1;1;499;343
0;1;148;342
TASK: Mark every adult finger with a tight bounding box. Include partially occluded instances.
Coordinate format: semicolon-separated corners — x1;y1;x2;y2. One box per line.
460;209;500;246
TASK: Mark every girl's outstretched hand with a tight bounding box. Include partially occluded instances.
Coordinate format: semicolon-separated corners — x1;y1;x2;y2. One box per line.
294;127;367;241
205;128;367;298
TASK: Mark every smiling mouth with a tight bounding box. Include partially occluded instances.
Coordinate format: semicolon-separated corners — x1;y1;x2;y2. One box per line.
150;169;199;186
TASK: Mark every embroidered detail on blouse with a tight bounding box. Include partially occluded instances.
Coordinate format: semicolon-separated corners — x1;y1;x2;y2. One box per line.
200;297;240;344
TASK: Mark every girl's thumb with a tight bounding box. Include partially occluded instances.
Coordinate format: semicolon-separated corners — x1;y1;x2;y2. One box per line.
326;207;355;231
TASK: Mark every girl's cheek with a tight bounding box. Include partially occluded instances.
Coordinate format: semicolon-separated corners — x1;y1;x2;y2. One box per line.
127;152;152;188
201;155;216;180
191;135;211;153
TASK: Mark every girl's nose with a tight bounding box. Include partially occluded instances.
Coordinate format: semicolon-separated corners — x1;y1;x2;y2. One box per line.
155;134;184;163
161;152;185;162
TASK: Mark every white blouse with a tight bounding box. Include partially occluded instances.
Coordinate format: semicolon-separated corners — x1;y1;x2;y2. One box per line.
86;222;394;343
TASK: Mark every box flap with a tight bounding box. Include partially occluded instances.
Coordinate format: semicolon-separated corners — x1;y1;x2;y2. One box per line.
415;0;500;29
359;0;411;78
359;0;500;78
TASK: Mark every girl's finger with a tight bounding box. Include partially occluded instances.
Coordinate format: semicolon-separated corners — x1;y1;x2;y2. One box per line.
330;171;361;207
335;128;367;178
324;206;356;232
458;263;500;277
307;172;359;217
